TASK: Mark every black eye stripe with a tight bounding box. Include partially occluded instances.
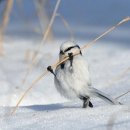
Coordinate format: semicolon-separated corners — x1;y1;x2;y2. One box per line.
60;45;82;55
64;45;80;52
64;47;74;52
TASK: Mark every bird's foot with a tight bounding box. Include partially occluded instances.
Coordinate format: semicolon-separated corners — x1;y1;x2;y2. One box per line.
68;53;73;71
68;53;73;67
83;101;93;108
47;66;56;77
89;101;93;108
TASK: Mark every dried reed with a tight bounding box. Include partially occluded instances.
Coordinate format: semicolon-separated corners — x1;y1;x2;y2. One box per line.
11;17;130;115
21;0;61;86
34;0;53;38
105;67;130;88
56;13;74;41
0;0;13;54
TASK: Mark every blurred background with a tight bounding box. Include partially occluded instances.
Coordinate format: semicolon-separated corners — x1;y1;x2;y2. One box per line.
0;0;130;107
0;0;130;43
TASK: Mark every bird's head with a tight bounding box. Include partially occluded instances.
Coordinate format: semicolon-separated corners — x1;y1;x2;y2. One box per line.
59;41;82;61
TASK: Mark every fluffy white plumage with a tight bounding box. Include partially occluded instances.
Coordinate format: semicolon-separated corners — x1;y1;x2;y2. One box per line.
55;42;91;99
50;41;121;107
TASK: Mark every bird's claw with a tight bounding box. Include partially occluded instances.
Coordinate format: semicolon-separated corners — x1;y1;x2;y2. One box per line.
68;53;73;67
47;66;56;77
68;53;73;59
47;66;52;72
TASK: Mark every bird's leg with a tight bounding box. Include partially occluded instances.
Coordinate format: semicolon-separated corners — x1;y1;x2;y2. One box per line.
47;66;56;77
83;97;90;108
88;100;93;108
80;96;93;108
68;53;73;67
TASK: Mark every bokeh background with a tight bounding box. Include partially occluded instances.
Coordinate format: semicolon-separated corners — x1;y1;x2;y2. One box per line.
0;0;130;43
0;0;130;106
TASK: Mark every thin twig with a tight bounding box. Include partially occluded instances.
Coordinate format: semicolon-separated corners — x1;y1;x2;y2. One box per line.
11;17;130;115
32;0;61;58
56;13;74;41
81;17;130;50
34;0;53;37
105;67;130;88
21;0;61;86
36;13;75;64
11;71;48;115
0;0;13;54
115;90;130;99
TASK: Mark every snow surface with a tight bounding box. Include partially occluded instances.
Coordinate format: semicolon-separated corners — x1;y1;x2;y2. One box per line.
0;32;130;129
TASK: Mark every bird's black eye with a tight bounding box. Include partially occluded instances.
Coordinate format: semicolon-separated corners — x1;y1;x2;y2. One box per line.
60;50;64;55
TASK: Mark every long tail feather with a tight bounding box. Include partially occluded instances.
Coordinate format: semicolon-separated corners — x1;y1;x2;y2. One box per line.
90;88;121;105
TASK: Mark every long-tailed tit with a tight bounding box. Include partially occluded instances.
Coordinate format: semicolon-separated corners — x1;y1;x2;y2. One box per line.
47;41;121;108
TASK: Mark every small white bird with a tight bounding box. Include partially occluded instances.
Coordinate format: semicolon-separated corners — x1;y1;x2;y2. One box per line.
47;41;120;108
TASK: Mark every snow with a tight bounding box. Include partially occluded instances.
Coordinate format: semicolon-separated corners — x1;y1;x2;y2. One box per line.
0;0;130;129
1;105;130;130
0;33;130;130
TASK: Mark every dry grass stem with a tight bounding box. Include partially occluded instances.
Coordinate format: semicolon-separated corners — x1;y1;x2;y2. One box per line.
11;17;130;115
115;90;130;99
56;13;74;41
21;0;61;86
81;17;130;50
11;71;48;115
34;0;53;38
0;0;14;54
105;67;130;88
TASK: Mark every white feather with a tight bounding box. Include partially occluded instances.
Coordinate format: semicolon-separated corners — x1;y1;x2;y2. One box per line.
55;55;91;99
54;41;120;105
